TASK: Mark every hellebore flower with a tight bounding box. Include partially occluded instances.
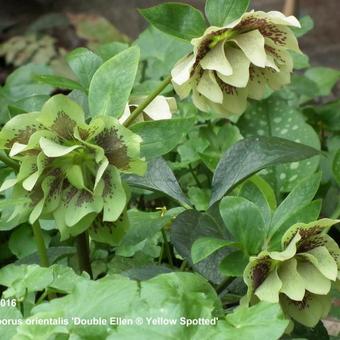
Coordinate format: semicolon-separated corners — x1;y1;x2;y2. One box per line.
244;219;340;328
119;96;177;124
0;94;146;239
171;10;301;118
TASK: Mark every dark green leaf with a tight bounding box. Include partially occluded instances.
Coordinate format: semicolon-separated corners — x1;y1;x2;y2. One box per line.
210;136;320;206
219;250;248;277
131;118;194;159
139;3;207;41
205;0;249;26
123;157;191;207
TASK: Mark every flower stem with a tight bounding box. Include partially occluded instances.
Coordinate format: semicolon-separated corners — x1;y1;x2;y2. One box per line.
123;75;172;127
32;221;49;267
76;232;93;278
0;151;19;172
161;228;174;267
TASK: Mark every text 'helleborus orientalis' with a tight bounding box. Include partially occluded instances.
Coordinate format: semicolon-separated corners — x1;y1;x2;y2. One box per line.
171;10;301;118
0;94;146;239
244;219;340;328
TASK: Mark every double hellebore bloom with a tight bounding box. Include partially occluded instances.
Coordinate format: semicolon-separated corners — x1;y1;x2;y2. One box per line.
171;11;301;117
244;219;340;328
0;94;146;239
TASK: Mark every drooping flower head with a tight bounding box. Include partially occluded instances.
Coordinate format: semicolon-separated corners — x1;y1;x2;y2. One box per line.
119;96;177;124
0;94;146;239
171;11;301;118
244;219;340;328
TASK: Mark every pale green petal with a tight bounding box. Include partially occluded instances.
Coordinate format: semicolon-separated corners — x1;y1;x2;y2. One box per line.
94;158;109;191
64;185;103;227
37;94;86;139
247;67;267;100
0;112;41;150
101;166;126;222
217;47;250;87
29;198;45;224
171;54;196;85
266;11;301;27
93;116;145;175
172;78;193;99
280;293;331;328
22;153;47;191
269;232;301;261
192;89;211;113
197;71;224;104
9;142;27;157
200;41;233;76
265;66;291;90
297;261;331;295
39;137;81;158
255;268;282;303
282;218;340;249
232;30;267;68
265;54;279;71
0;178;17;192
65;165;86;191
278;258;305;301
41;174;64;214
301;246;338;281
218;88;248;115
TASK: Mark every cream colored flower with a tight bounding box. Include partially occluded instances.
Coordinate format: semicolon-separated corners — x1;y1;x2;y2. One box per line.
119;96;177;124
171;10;301;118
243;219;340;328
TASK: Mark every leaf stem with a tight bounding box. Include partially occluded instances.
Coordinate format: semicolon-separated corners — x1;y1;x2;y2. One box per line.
123;75;172;127
0;151;19;172
161;228;174;267
76;232;93;278
32;221;49;267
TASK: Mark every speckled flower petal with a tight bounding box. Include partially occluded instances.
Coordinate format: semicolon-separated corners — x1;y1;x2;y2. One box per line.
0;112;42;151
280;293;331;328
269;232;301;261
101;166;126;222
255;268;282;303
200;41;233;76
37;94;86;139
39;137;81;158
93;116;146;175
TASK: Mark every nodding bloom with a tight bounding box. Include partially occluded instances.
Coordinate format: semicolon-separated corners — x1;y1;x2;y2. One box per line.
0;94;146;239
171;10;301;118
119;96;177;124
244;219;340;328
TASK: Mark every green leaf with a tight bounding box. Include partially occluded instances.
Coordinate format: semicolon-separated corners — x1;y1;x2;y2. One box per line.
123;157;191;207
269;172;321;239
88;46;140;117
34;74;85;91
292;15;314;38
131;118;194;159
332;149;340;185
66;47;103;88
9;224;51;259
313;100;340;132
238;96;321;192
210;136;320;206
139;3;207;41
222;302;288;339
305;67;340;96
95;42;129;61
220;196;266;255
205;0;250;26
171;207;231;284
188;186;210;211
191;237;236;264
219;250;248;277
0;305;22;339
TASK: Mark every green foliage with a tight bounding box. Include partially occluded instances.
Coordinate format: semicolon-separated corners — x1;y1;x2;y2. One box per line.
205;0;250;26
139;3;207;41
